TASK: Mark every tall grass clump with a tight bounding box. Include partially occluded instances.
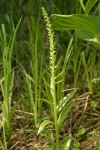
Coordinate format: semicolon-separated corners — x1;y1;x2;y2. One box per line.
23;0;43;129
0;18;21;149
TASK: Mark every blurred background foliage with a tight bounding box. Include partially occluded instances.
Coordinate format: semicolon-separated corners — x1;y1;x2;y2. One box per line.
0;0;100;89
0;0;99;76
0;0;99;56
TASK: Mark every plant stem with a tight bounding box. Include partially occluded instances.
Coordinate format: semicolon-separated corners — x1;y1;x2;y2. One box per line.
42;7;60;149
51;49;59;150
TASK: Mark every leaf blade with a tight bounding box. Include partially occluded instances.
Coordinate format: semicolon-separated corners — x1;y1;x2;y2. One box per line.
56;89;77;113
85;0;98;15
37;120;53;135
58;98;76;129
50;14;97;35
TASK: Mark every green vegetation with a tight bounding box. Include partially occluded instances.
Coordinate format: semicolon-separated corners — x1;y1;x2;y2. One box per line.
0;0;100;149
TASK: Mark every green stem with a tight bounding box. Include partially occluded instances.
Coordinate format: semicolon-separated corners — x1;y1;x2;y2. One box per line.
51;40;59;150
42;7;60;149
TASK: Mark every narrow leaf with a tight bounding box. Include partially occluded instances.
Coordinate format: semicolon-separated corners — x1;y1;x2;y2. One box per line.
9;16;22;61
79;0;85;12
37;120;53;135
85;0;98;15
81;52;92;93
58;99;76;129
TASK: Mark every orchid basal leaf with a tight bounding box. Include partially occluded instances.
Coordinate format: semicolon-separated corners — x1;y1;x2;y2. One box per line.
56;89;77;113
58;98;76;129
37;120;53;135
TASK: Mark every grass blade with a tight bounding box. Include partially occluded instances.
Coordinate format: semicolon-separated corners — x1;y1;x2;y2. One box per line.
79;0;85;12
85;0;98;15
81;51;92;93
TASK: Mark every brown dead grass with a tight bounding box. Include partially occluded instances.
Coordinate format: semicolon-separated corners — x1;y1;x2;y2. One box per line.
0;92;100;150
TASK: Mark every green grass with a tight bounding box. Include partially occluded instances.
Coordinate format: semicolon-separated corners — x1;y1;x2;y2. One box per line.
0;18;22;149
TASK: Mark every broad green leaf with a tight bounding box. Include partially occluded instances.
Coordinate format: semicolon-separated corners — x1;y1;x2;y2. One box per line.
50;14;97;35
92;16;100;34
81;15;100;43
50;14;100;43
56;89;77;113
37;120;53;135
75;30;98;43
85;0;98;15
58;98;76;129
